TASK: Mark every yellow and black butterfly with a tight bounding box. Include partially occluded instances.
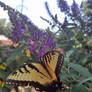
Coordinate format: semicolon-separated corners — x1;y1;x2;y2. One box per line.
6;48;65;92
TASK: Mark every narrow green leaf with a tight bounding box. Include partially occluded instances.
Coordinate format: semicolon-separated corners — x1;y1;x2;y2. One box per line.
79;77;92;85
68;63;92;78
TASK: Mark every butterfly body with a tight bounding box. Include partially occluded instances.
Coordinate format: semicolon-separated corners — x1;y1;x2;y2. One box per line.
6;48;65;92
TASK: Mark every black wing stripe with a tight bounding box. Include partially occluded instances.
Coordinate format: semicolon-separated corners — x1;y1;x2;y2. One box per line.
55;54;64;77
40;57;52;78
42;51;52;62
23;65;30;73
27;63;41;73
46;54;50;62
28;63;51;79
44;55;48;63
12;63;48;78
18;68;24;73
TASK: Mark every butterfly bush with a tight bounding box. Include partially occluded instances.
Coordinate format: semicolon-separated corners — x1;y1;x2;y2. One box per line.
57;0;80;17
8;11;56;57
71;0;80;17
57;0;70;13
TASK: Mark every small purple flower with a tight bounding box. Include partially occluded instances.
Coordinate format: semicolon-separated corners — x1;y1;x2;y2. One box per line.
11;24;24;42
38;49;45;57
12;28;18;42
57;0;70;13
71;0;80;17
28;40;37;54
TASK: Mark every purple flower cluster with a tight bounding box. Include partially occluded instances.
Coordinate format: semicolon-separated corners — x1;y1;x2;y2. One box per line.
19;14;56;56
57;0;70;13
9;12;25;42
20;14;37;31
71;0;80;17
29;30;56;56
9;11;56;57
11;21;24;42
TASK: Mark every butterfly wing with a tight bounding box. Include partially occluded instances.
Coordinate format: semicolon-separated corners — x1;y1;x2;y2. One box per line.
6;62;56;86
40;50;64;77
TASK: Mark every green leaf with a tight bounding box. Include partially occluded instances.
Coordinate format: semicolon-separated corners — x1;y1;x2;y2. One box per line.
60;73;68;80
71;85;88;92
87;82;92;88
75;31;84;41
0;86;10;92
6;46;25;65
68;63;92;78
87;63;92;70
0;87;2;92
79;77;92;85
66;30;74;39
0;70;7;79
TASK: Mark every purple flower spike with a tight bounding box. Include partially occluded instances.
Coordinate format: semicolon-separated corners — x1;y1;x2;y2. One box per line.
57;0;70;13
11;26;23;42
71;0;80;17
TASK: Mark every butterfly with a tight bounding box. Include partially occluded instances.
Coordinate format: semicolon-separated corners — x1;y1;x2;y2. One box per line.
6;48;65;92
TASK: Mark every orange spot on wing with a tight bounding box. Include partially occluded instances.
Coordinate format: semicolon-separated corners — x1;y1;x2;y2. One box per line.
53;48;66;56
